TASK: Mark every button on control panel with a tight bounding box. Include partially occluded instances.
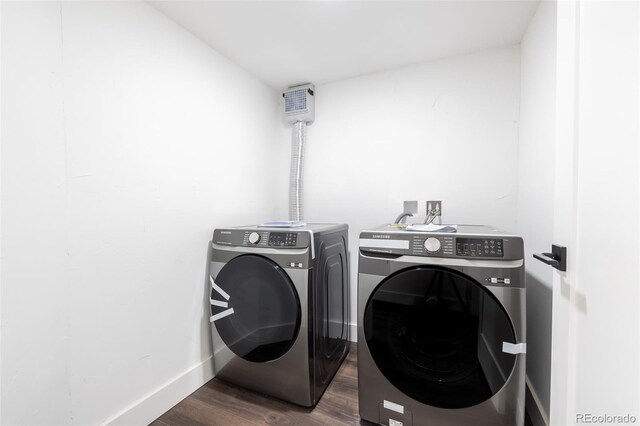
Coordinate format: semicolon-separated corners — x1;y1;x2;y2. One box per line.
268;232;298;247
248;232;260;245
456;238;504;257
424;237;441;253
409;235;454;256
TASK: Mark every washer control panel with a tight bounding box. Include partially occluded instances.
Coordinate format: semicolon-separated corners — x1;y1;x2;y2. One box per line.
359;233;455;256
456;238;504;257
360;231;521;260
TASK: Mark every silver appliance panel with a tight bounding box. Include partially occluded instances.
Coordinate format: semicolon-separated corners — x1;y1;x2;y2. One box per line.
359;229;523;261
357;227;526;426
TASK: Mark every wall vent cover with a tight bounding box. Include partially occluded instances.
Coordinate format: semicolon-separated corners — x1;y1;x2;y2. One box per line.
283;83;314;124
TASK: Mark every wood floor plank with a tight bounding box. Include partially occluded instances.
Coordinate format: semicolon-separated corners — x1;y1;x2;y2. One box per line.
151;342;533;426
152;343;361;426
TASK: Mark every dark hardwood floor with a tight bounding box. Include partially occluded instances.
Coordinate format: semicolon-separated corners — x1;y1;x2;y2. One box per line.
152;343;361;426
152;343;533;426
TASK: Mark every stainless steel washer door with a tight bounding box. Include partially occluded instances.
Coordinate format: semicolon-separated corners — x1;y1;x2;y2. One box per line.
363;266;517;409
211;254;301;363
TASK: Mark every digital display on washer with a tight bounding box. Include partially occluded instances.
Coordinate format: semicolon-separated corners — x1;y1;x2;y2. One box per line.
456;238;503;257
268;232;297;247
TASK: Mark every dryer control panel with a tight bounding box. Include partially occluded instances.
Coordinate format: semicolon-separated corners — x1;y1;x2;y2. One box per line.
268;232;298;247
213;228;309;249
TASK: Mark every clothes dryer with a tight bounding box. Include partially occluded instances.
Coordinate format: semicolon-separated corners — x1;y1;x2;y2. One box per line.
210;223;349;407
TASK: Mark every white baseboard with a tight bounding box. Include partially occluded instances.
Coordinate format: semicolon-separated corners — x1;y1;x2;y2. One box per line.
349;322;358;342
105;324;357;425
526;376;549;426
104;357;214;426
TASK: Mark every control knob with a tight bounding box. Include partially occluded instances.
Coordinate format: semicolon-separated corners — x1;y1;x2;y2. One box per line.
424;237;441;253
248;232;261;245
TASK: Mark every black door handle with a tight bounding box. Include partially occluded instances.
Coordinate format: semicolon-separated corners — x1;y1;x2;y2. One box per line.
533;253;559;267
533;245;567;272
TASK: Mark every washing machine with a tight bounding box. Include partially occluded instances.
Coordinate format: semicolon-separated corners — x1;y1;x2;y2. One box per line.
358;224;526;426
209;223;350;407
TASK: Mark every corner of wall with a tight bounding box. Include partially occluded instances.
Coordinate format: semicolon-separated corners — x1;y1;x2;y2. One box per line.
104;357;214;426
517;1;556;424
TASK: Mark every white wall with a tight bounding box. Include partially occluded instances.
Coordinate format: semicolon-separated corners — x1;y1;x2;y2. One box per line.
517;2;556;425
1;2;280;425
0;1;3;423
2;2;70;423
274;46;522;328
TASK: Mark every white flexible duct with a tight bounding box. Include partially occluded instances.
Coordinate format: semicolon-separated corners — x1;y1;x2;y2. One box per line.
289;121;306;221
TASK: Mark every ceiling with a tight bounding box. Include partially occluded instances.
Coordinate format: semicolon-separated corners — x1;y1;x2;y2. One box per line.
150;1;539;89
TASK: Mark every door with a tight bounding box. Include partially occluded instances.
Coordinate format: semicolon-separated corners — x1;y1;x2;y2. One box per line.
210;254;301;363
363;266;517;409
547;1;640;424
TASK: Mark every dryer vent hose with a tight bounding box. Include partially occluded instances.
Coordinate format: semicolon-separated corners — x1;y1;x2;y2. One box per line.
289;121;306;222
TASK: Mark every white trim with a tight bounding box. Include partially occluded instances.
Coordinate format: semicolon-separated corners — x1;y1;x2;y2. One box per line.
105;320;356;425
103;357;214;426
106;322;356;425
0;1;3;422
526;376;550;426
349;322;357;342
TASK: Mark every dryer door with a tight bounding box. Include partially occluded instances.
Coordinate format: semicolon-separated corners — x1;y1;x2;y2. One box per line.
363;266;517;409
211;254;301;363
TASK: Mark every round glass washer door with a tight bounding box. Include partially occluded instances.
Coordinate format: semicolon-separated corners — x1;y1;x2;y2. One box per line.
211;254;301;363
364;266;517;409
